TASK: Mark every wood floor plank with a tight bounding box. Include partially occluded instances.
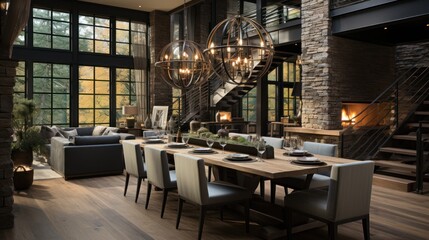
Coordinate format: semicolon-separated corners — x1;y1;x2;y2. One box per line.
0;175;428;240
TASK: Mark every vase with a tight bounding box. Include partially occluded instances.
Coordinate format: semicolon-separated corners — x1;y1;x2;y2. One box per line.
168;116;176;133
144;114;152;129
189;119;200;133
217;126;229;138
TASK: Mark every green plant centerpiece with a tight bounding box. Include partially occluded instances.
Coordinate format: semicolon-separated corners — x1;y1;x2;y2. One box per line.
11;98;45;166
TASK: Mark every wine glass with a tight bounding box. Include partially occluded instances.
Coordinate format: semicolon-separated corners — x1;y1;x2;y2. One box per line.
182;133;190;146
255;140;266;162
206;136;214;149
283;137;293;153
219;137;227;154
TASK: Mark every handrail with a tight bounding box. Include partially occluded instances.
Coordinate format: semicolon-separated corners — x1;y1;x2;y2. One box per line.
341;54;429;160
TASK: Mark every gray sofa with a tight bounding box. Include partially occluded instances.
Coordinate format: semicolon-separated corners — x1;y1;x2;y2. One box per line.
50;127;135;180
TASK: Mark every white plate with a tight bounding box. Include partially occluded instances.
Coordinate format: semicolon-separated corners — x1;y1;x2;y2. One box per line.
194;147;212;152
292;150;308;154
297;157;320;162
167;142;187;148
227;153;249;159
145;139;162;142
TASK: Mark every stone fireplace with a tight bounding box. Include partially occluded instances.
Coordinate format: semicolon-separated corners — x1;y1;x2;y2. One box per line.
341;102;391;128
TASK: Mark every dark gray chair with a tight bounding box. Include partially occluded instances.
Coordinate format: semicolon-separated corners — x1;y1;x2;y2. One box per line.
271;141;337;203
284;160;375;240
143;146;177;218
122;141;147;203
174;153;251;240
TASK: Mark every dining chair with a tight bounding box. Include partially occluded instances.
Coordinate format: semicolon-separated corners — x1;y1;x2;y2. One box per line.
284;160;375;240
144;146;177;218
122;141;147;203
143;130;157;138
271;141;337;204
228;132;252;142
174;153;251;240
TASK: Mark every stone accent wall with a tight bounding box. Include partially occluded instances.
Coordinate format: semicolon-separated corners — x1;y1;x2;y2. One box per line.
149;11;172;109
301;0;395;130
396;42;429;72
301;0;337;130
0;59;16;229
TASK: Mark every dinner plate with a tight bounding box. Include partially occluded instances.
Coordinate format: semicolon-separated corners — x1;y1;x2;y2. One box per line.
227;153;249;159
297;157;320;162
193;147;214;153
144;139;164;144
224;157;254;162
167;143;188;148
284;152;313;157
291;160;326;165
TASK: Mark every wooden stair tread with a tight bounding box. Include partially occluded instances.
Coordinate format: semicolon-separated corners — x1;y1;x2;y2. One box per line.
423;100;429;104
415;111;429;115
379;147;419;156
392;135;417;141
375;160;415;171
373;174;416;192
406;123;429;128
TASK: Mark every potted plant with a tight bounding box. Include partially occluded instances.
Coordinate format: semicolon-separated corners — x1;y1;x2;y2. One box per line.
11;98;45;166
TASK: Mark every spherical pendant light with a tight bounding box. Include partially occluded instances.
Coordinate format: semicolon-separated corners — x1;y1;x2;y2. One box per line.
155;40;209;89
205;15;274;85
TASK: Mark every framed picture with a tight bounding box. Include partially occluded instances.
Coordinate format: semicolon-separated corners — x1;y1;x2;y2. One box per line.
151;106;169;129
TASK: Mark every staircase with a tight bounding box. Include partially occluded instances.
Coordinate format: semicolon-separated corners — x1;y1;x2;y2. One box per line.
341;56;429;193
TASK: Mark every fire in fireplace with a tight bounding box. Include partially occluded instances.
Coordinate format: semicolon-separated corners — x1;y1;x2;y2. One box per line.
341;102;391;128
219;111;232;122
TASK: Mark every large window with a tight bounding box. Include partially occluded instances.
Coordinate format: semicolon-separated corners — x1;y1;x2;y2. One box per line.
116;68;136;123
172;89;182;117
33;63;70;126
268;70;277;121
242;88;257;121
33;8;70;50
79;15;110;54
79;66;110;126
283;62;300;118
14;62;26;99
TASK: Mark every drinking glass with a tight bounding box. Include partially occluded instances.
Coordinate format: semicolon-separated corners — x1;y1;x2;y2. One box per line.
296;138;304;150
219;137;227;153
290;136;298;150
255;140;266;162
206;136;214;148
283;137;293;153
182;133;190;146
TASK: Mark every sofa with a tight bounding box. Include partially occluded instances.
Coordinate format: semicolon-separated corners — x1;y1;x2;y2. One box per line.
49;126;135;180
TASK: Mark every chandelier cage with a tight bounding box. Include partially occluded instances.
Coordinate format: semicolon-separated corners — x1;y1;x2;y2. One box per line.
154;1;209;90
204;15;274;85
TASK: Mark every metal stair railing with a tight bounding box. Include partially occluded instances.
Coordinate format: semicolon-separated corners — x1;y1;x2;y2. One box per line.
416;120;429;193
341;55;429;160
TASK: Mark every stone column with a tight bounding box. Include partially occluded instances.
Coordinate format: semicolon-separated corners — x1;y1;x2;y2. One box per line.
0;59;16;229
149;11;172;109
300;0;341;130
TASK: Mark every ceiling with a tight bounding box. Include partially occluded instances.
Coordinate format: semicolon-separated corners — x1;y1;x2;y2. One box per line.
79;0;184;12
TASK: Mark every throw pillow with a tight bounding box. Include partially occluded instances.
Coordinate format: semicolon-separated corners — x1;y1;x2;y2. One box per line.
61;129;78;139
103;127;119;135
92;126;107;136
51;126;65;138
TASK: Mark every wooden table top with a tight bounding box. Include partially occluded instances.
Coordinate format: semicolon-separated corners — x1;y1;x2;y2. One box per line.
123;139;355;180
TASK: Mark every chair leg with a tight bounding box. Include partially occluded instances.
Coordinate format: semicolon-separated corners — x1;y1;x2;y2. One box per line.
244;200;250;233
135;177;143;203
328;222;338;240
176;198;184;229
260;178;265;198
145;183;152;209
270;181;276;204
363;215;370;240
208;166;212;182
161;188;169;218
124;173;130;196
198;206;206;240
286;209;293;240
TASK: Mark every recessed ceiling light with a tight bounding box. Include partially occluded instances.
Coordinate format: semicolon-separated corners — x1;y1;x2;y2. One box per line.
384;27;388;30
138;5;141;8
426;24;429;27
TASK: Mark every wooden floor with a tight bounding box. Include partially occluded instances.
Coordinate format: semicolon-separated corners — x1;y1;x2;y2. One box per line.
1;174;429;240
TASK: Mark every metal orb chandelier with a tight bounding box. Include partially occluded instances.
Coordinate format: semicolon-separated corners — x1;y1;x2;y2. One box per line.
155;40;209;89
204;15;274;85
155;0;209;90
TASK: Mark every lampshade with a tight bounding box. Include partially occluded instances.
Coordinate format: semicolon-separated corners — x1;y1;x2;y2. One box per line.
122;105;138;116
155;40;209;89
204;15;274;85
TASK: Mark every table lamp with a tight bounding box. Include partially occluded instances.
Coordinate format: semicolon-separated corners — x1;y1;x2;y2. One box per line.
122;105;138;128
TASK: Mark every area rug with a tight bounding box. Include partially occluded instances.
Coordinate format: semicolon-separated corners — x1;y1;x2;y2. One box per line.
32;157;62;180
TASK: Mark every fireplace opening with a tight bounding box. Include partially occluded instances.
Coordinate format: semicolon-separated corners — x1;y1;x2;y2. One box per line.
219;111;232;122
341;102;390;128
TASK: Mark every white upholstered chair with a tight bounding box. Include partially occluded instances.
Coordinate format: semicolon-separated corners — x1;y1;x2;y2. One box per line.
143;130;157;138
174;153;251;240
144;146;177;218
271;141;337;203
261;136;284;149
122;141;147;203
284;160;375;240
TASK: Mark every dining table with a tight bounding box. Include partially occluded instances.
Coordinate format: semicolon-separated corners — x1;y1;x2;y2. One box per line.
124;138;356;239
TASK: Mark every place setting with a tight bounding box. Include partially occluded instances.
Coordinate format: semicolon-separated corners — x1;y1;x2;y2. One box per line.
291;156;326;166
223;153;256;163
143;138;165;144
282;137;314;157
165;133;192;149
